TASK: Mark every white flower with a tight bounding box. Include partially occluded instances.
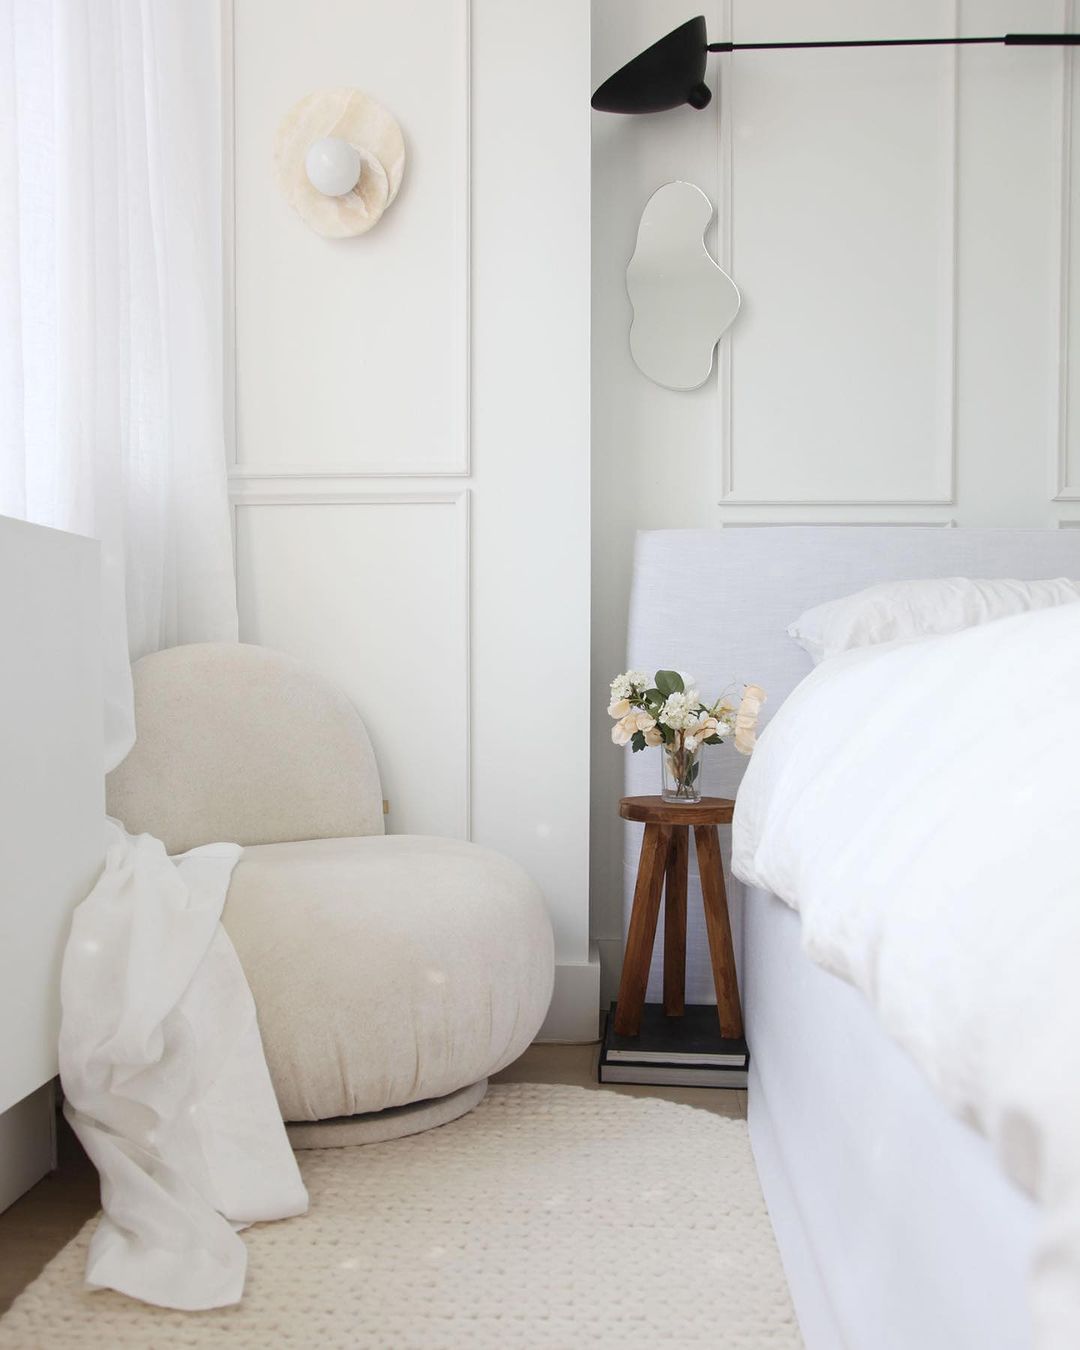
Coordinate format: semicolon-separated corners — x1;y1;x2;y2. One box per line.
609;671;763;755
658;691;700;731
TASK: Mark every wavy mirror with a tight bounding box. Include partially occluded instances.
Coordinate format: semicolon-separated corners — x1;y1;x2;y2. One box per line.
626;181;740;391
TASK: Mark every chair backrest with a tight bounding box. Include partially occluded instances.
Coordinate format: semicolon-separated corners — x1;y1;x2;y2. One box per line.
106;642;384;854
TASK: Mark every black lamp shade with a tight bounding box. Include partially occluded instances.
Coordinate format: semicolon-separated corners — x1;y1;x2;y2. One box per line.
592;16;712;114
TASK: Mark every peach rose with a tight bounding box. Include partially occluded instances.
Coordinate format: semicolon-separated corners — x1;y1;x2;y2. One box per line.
734;684;766;755
611;717;634;746
628;711;657;734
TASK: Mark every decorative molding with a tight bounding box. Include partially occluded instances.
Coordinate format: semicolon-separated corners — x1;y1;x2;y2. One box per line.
1055;0;1080;501
719;518;956;528
717;0;735;502
231;489;467;507
460;0;472;479
221;0;237;464
718;0;959;507
228;466;472;483
231;491;472;839
225;0;471;480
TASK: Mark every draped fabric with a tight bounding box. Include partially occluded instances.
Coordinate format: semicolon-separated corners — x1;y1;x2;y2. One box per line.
59;823;308;1310
0;0;237;770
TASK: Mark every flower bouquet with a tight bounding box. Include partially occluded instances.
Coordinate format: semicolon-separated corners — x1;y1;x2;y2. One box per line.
609;668;766;803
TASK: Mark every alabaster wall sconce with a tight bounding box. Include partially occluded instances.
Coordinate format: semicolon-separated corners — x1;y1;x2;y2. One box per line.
274;87;405;238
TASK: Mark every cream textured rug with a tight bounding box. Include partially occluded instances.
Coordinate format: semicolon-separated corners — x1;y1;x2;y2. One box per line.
0;1084;801;1348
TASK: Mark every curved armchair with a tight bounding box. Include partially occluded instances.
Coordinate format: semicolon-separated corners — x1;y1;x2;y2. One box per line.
106;643;554;1145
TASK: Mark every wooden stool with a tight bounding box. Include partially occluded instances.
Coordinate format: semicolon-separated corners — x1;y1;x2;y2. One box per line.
613;796;742;1040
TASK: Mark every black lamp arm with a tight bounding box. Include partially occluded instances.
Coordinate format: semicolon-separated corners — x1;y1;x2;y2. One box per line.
1005;32;1080;44
707;34;1080;53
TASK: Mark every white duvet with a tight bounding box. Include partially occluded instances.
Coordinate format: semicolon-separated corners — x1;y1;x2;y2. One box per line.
732;602;1080;1350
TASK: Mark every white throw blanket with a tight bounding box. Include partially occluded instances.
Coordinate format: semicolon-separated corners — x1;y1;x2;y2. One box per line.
732;603;1080;1350
58;823;308;1310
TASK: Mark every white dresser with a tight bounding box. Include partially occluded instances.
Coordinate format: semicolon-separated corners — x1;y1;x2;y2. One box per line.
0;516;102;1210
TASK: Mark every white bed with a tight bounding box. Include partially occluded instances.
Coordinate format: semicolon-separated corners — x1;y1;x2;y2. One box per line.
623;526;1080;1350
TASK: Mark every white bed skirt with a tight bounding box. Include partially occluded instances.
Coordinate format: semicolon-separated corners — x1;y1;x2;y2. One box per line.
738;882;1036;1350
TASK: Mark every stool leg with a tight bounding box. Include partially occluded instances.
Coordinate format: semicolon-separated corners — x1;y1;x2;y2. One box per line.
663;825;688;1017
693;825;743;1040
613;822;672;1037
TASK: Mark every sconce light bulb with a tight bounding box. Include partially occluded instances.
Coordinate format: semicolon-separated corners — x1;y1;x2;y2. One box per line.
304;136;362;197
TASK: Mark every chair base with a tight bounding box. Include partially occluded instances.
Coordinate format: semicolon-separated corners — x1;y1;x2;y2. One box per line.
286;1078;488;1150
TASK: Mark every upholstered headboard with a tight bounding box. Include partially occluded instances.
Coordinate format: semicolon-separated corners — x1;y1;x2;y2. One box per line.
624;526;1080;1002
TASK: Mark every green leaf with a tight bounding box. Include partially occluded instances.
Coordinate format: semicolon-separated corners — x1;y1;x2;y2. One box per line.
630;731;646;752
655;670;684;697
704;734;723;746
688;761;700;783
659;724;675;744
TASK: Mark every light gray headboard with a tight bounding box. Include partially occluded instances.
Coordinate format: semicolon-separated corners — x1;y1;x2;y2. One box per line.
623;526;1080;1002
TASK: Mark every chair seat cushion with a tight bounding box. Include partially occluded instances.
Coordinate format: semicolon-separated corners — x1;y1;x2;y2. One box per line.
222;835;554;1122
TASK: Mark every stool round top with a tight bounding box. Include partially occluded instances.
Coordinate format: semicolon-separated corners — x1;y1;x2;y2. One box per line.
619;795;735;825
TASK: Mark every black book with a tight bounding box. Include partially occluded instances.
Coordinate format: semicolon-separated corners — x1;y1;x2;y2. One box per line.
598;1061;749;1088
604;1002;749;1065
599;1003;749;1089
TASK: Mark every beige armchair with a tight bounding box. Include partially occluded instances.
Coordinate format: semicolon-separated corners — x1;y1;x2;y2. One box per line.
106;642;554;1145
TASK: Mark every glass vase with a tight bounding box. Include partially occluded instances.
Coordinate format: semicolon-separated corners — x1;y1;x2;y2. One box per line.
661;736;702;804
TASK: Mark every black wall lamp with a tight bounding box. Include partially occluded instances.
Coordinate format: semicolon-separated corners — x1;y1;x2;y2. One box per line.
592;16;1080;114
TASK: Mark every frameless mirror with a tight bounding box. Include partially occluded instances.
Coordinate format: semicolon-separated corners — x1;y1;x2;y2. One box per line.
626;181;740;391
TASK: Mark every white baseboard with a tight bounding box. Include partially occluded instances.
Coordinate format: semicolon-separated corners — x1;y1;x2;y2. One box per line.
0;1080;57;1215
594;936;623;1009
537;944;601;1042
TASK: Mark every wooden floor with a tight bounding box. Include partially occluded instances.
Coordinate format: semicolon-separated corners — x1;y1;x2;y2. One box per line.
0;1040;745;1316
490;1038;746;1118
0;1108;99;1317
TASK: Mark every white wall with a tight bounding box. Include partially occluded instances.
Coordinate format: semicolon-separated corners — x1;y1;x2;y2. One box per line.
591;0;1080;976
229;1;596;1036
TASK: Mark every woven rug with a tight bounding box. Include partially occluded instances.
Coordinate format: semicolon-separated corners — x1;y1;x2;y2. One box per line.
0;1084;801;1348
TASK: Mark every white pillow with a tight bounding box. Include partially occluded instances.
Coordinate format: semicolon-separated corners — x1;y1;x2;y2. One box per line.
788;576;1080;665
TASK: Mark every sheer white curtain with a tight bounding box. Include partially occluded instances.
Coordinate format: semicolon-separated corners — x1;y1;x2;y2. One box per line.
0;0;237;770
1;8;304;1309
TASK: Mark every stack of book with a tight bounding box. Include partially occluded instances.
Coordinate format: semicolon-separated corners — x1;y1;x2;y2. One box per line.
598;1002;749;1088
